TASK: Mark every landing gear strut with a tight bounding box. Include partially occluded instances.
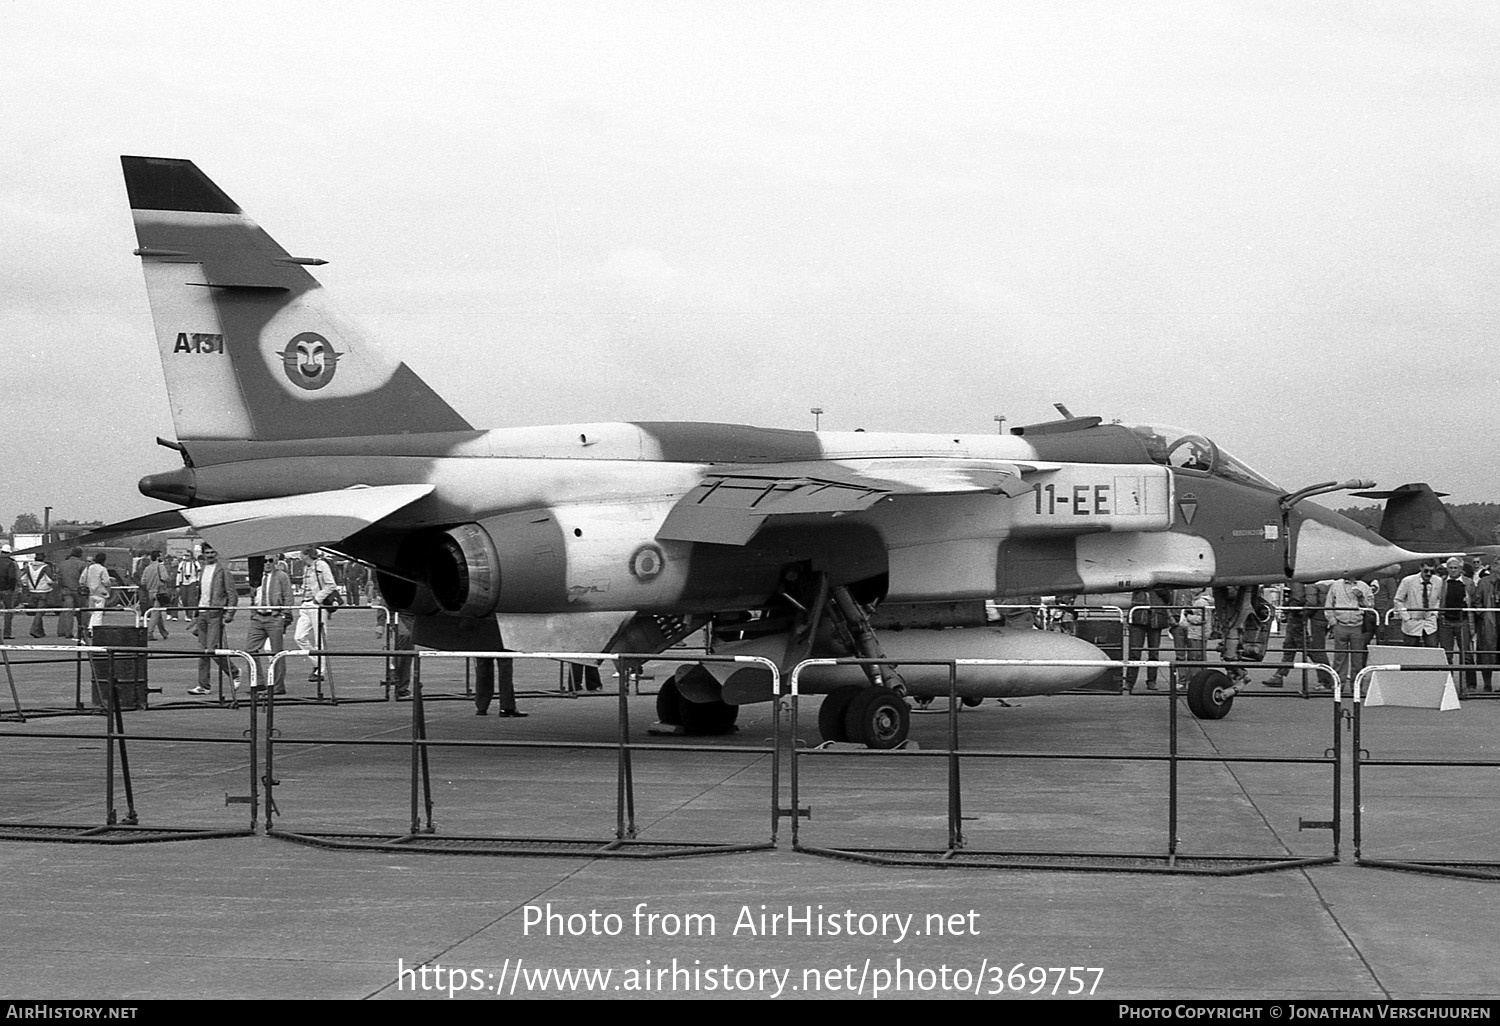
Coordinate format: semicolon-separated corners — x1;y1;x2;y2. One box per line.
806;583;913;748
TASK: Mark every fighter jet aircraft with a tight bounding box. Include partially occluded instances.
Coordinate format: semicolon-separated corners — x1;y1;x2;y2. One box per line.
1350;483;1500;566
72;156;1425;747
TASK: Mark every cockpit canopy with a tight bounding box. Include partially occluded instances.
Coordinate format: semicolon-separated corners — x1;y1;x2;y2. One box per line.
1126;424;1281;492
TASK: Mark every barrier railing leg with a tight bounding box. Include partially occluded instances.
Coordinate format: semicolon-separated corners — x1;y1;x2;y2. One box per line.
412;673;434;834
104;652;116;826
263;685;279;831
111;675;139;827
615;658;637;840
1168;670;1179;867
947;663;963;851
248;678;260;833
1331;684;1342;860
770;687;781;847
789;691;802;849
381;619;396;700
409;675;420;834
2;647;22;722
1352;689;1363;861
315;613;333;702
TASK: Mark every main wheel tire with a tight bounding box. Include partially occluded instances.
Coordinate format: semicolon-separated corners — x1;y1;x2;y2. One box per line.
842;687;911;749
960;695;984;708
1186;668;1235;720
678;696;739;735
817;684;864;743
655;676;683;726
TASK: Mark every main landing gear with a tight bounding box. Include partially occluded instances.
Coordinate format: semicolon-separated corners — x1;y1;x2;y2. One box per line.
816;684;910;749
810;581;914;749
656;573;920;748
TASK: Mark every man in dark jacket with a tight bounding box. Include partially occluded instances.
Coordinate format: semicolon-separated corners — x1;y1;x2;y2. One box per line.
245;556;294;694
137;551;169;640
0;546;19;639
55;547;87;638
188;544;241;695
1125;587;1173;692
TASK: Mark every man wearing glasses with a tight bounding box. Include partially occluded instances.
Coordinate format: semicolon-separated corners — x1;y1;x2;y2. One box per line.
1393;561;1441;647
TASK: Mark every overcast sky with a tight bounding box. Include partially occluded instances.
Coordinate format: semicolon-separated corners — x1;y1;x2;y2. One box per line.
3;1;1497;525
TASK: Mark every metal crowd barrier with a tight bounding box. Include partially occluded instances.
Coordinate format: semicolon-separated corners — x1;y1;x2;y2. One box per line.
13;629;1497;874
141;601;391;705
259;648;783;858
786;656;1344;875
0;644;260;843
1375;606;1500;696
3;602;120;713
0;614;262;717
1350;659;1500;880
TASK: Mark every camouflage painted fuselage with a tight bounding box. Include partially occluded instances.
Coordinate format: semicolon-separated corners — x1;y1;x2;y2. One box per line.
141;418;1405;618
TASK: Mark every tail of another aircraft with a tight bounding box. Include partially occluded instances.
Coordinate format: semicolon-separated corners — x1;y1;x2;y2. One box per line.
1350;483;1476;551
121;156;472;444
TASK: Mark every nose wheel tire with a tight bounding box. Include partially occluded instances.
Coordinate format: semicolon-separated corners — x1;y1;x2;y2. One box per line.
1186;668;1235;720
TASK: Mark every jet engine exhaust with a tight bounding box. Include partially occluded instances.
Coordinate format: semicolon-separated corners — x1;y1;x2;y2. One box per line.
426;523;501;617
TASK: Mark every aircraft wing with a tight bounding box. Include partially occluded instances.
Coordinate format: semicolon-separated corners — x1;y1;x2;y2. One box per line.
657;458;1057;546
179;484;435;557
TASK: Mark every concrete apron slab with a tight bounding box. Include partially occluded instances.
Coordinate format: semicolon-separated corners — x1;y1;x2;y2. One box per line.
1;839;1492;1000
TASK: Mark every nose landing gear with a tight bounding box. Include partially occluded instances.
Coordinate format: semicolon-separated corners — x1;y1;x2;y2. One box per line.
1185;668;1237;720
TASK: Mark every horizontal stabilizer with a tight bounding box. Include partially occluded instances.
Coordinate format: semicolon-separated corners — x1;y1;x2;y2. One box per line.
1351;483;1451;501
180;484;434;557
12;509;190;555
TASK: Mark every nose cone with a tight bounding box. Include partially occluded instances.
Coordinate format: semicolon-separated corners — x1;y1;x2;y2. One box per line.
1292;504;1422;579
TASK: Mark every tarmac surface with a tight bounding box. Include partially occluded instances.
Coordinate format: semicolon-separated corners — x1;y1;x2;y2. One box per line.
2;607;1498;1001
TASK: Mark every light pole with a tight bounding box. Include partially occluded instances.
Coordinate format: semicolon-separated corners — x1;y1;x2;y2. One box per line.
43;506;51;546
993;415;1006;435
810;407;824;431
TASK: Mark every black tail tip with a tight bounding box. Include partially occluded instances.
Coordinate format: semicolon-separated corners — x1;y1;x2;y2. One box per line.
121;156;241;214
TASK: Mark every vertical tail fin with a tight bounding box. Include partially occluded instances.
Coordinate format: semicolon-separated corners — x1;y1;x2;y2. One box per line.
121;156;472;443
1351;483;1476;549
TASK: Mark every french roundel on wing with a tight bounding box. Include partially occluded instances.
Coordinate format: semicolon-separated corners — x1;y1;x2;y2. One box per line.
629;544;666;581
